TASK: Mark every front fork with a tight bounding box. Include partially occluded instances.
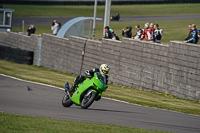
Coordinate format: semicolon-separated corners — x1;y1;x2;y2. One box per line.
85;89;93;96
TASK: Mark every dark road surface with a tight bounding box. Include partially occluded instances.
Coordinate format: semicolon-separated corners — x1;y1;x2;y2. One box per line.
12;14;200;27
0;74;200;133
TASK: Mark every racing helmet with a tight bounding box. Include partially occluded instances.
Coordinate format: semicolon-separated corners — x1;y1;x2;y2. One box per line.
100;64;110;76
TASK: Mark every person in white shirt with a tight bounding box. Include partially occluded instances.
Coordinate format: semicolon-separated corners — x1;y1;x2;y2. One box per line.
51;20;60;35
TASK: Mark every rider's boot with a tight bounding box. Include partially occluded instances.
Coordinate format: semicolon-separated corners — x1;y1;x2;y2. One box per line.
65;82;69;92
65;82;72;96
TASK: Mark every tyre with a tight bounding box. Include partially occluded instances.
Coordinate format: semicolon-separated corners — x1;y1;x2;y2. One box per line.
81;91;97;109
62;93;73;107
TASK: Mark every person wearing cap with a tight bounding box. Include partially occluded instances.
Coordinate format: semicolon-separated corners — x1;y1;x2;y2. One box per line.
132;25;143;40
27;24;36;36
122;26;132;38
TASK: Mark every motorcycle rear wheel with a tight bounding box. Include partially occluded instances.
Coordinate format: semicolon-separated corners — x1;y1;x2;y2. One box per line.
81;91;97;109
62;93;73;107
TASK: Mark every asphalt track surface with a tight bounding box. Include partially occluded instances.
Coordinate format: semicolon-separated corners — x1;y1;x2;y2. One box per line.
1;74;200;133
12;14;200;27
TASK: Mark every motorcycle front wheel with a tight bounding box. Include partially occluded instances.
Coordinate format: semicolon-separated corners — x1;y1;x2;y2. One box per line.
81;91;97;109
62;93;73;107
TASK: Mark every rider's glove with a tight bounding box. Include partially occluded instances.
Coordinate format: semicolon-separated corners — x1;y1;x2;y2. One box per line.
85;70;90;76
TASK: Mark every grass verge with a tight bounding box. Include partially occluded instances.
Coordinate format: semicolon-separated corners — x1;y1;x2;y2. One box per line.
0;113;168;133
4;4;200;17
0;59;200;115
12;19;200;43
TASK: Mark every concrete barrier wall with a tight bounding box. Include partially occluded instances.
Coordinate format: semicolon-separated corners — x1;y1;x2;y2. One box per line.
0;32;199;101
41;34;84;74
167;41;200;100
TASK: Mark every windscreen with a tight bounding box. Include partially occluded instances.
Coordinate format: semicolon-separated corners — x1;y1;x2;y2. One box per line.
96;72;106;84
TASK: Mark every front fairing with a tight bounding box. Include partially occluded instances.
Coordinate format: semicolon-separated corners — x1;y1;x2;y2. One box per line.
93;72;106;91
70;72;106;105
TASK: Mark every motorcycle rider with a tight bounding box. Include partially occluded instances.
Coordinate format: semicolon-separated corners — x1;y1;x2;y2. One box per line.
68;64;110;94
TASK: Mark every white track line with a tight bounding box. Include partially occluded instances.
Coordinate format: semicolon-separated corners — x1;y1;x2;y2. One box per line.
0;73;64;91
0;73;199;117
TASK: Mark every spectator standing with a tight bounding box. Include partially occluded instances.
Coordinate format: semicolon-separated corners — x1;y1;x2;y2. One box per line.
198;32;200;44
132;25;143;40
122;26;132;38
183;24;192;42
103;26;119;40
110;29;120;40
140;22;154;42
51;20;60;35
103;26;112;39
154;24;162;43
150;23;154;30
150;23;155;41
27;24;36;36
183;24;198;44
52;20;61;28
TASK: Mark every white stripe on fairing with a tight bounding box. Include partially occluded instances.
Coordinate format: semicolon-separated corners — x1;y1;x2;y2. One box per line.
0;73;199;117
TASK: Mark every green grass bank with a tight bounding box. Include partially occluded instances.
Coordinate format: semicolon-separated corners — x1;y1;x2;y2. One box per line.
0;113;168;133
4;4;200;17
1;3;200;132
6;3;200;43
12;19;200;43
0;60;200;115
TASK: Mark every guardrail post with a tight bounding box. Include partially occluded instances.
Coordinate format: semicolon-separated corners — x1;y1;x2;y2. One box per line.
22;20;24;34
36;34;42;66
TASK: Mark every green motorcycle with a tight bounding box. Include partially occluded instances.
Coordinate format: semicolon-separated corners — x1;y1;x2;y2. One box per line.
62;72;106;109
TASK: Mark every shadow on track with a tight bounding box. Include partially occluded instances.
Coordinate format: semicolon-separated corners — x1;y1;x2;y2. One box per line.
86;108;146;114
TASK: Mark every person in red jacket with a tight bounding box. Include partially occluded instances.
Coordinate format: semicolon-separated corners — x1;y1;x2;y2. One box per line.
150;23;154;30
140;22;154;42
